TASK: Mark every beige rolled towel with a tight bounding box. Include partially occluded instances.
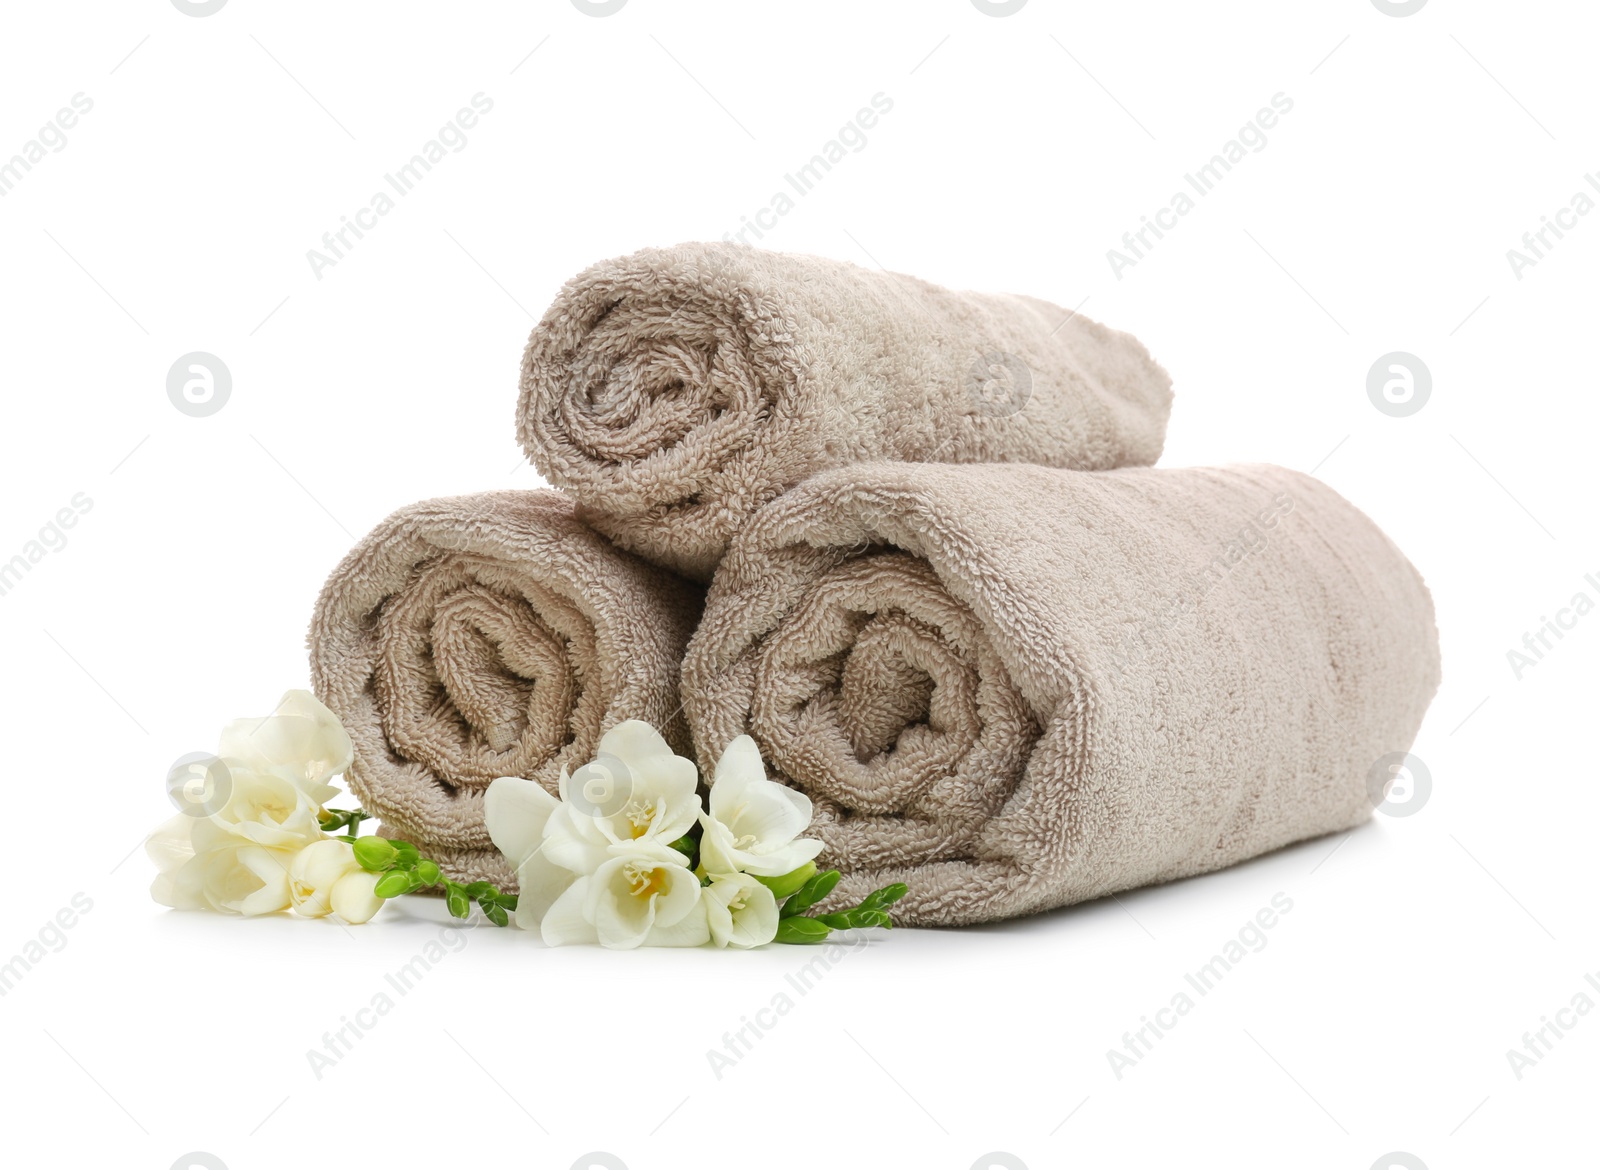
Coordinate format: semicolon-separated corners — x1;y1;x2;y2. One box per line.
517;242;1174;580
683;462;1440;926
308;491;702;886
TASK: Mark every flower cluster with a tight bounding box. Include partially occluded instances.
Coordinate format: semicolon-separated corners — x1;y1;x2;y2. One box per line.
485;722;905;949
146;693;906;946
146;690;512;926
146;690;383;920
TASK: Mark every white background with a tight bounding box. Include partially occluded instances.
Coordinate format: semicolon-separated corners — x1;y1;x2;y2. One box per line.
1;1;1594;1167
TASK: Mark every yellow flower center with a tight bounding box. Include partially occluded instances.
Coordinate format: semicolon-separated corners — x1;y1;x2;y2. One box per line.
624;799;658;839
624;862;668;899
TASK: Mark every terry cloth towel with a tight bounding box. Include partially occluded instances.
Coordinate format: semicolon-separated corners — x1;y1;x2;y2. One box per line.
308;491;702;886
517;242;1174;580
682;462;1441;927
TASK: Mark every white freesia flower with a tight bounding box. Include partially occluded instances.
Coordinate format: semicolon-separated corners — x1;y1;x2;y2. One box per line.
147;689;353;917
485;777;708;949
699;736;824;878
485;720;713;949
485;724;831;949
147;823;298;916
550;720;701;861
539;843;709;949
216;689;348;807
704;871;778;949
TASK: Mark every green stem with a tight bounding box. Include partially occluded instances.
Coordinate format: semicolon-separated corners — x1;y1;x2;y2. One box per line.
330;807;517;925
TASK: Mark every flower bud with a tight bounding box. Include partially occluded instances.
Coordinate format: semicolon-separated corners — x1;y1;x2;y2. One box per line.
755;861;816;900
331;870;385;924
373;871;412;899
352;836;398;871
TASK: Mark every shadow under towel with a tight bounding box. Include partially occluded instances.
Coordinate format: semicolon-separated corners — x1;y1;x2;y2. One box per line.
308;491;702;887
682;462;1441;927
517;241;1173;580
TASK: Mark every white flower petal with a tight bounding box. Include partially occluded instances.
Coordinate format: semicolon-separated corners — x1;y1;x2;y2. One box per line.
596;719;677;772
224;847;295;916
645;895;710;947
218;689;353;793
151;857;207;910
743;836;827;878
540;807;611;875
484;776;560;870
647;859;702;930
600;720;700;832
707;735;767;821
704;888;733;948
145;814;196;875
727;779;813;846
696;815;741;878
539;878;598;947
512;848;579;929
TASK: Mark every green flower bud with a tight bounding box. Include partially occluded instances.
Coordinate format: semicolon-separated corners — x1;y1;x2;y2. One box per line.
446;884;472;919
415;859;441;885
818;908;892;931
858;882;908;912
373;871;412;899
780;869;840;918
352;837;398;872
755;861;817;901
774;917;833;945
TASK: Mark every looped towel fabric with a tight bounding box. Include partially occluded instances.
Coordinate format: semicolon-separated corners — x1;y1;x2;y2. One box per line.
517;242;1174;580
682;462;1441;926
308;491;702;886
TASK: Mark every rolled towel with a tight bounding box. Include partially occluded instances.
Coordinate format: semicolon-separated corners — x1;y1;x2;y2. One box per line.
517;242;1173;579
683;462;1440;926
309;491;702;886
